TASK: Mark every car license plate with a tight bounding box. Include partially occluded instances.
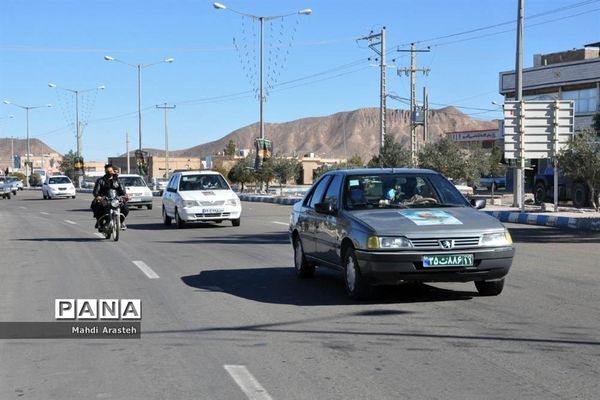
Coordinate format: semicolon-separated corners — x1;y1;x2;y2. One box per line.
423;254;474;267
129;197;141;202
202;208;223;214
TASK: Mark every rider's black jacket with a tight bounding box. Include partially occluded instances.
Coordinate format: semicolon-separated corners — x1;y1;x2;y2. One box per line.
93;174;127;198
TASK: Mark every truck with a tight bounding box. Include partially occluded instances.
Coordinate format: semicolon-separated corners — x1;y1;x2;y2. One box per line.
533;159;591;208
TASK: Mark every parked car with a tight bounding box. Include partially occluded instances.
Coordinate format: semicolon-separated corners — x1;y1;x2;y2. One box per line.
42;175;76;199
161;170;241;228
119;174;154;210
81;178;97;189
0;176;18;196
289;168;514;299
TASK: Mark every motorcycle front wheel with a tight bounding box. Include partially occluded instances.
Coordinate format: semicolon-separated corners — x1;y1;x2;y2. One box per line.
112;211;120;242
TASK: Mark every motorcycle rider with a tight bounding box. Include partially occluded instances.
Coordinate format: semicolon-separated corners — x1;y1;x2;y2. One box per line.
91;163;129;230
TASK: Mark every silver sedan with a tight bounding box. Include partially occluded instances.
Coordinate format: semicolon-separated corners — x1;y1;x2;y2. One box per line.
289;168;514;299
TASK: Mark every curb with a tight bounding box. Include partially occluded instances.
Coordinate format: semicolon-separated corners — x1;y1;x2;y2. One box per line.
484;210;600;232
238;194;301;206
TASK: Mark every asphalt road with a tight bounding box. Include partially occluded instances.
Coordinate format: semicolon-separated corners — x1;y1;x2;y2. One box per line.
1;190;599;400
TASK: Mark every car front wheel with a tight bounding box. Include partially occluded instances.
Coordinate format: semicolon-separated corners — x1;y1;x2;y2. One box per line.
293;236;314;278
175;208;185;229
232;218;241;227
162;206;172;226
475;279;504;296
343;247;372;300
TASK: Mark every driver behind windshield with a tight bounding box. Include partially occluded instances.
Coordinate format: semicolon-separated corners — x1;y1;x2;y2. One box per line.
91;163;129;229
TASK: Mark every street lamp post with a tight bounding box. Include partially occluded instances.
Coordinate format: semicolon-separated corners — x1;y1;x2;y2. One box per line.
48;83;105;178
103;56;174;154
213;2;311;141
3;101;51;187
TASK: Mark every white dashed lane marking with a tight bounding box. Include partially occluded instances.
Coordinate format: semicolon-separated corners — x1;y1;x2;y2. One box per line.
64;220;77;225
224;365;273;400
40;212;50;215
132;260;160;279
94;233;105;239
271;221;288;226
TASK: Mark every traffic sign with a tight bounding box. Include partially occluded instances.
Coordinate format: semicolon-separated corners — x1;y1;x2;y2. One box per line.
503;100;574;160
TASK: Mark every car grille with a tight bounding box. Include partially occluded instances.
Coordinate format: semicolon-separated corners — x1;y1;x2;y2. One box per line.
199;200;225;206
409;237;480;249
194;212;230;218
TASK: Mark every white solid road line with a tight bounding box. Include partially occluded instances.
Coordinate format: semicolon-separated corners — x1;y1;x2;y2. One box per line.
64;220;77;225
224;365;273;400
132;260;160;279
271;221;288;226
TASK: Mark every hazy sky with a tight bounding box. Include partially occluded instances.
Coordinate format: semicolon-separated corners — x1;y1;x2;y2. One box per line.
1;0;599;161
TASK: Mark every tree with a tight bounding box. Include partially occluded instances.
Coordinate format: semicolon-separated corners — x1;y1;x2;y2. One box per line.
367;135;411;168
227;157;255;192
557;129;600;211
488;144;507;178
223;140;236;157
255;158;275;192
58;150;77;181
593;112;600;136
418;137;466;180
272;157;302;195
347;154;364;168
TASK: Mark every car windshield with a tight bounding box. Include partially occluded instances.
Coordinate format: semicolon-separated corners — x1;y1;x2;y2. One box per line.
178;174;229;191
48;177;71;184
120;177;146;187
343;173;469;210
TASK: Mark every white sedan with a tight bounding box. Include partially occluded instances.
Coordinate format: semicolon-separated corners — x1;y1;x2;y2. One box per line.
42;176;76;199
161;171;241;228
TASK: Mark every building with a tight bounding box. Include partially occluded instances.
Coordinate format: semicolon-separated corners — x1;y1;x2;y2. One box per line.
445;127;503;149
108;155;203;179
499;42;600;192
499;41;600;131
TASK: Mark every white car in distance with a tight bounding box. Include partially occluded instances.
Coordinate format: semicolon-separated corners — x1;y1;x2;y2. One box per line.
119;174;154;210
42;175;76;199
161;171;242;228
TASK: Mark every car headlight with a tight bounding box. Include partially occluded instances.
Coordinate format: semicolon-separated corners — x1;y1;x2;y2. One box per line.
225;198;240;206
182;200;200;208
367;236;413;249
480;231;512;246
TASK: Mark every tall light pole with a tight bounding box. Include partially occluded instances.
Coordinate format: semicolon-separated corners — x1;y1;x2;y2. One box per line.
103;56;174;154
3;101;51;187
48;83;105;163
213;2;311;141
156;103;175;179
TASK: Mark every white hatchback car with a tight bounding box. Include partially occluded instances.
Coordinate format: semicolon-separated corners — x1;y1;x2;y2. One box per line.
42;175;76;199
161;171;242;228
119;174;154;210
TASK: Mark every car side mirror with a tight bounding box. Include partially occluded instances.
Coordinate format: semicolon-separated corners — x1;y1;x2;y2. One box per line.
166;187;175;193
315;201;337;215
471;198;486;209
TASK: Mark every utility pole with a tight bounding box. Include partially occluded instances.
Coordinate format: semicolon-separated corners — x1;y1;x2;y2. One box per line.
126;131;130;174
514;0;525;210
423;86;429;144
398;43;430;166
359;27;387;154
156;103;176;179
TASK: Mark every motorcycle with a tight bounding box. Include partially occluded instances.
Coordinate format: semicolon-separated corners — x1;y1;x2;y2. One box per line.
97;189;127;241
